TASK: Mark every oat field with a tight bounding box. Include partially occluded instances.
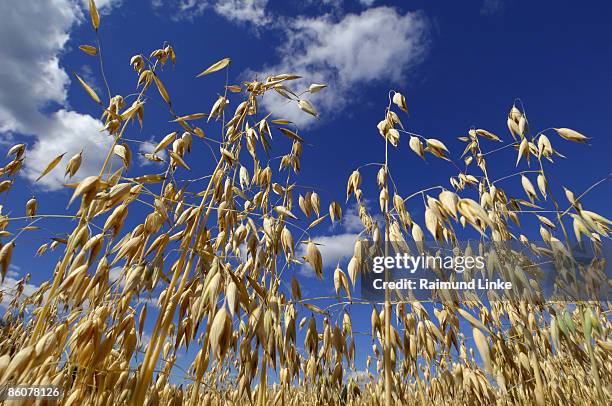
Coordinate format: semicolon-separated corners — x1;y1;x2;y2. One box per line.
0;2;610;405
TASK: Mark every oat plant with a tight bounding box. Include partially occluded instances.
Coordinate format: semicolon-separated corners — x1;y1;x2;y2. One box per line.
0;1;610;405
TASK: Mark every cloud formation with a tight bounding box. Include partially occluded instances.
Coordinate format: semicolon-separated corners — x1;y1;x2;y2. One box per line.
137;137;168;167
0;0;117;189
0;0;428;190
258;7;429;126
154;0;270;25
153;3;429;128
297;204;367;278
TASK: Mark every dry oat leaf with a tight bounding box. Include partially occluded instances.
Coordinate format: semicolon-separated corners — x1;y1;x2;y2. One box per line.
508;104;521;121
347;256;359;287
307;215;328;229
571;214;589;243
472;328;492;372
168;151;191;171
507;117;519;140
392;92;408;112
68;175;99;206
65;151;83;178
291;276;302;300
278;128;305;143
193;127;205;138
554;128;589;143
225;85;242;92
595;339;612;351
426;138;449;159
329;201;342;223
220;148;236;162
457;308;489;333
305;242;323;279
310;192;320;217
7;144;25;158
89;0;100;30
457;198;493;229
475;129;501;142
26;197;38;218
36;153;65;181
439;190;458;219
516;137;529;166
274;205;297;220
0;241;14;282
521;175;538;202
208;96;227;121
74;73;101;104
308;84;327;93
536;215;555;229
1;344;33;381
303;303;327;315
538;134;553;157
20;226;40;231
154;76;171;105
245;274;267;300
0;181;13;194
518;115;528;137
537;174;547;199
514;199;543;209
209;307;231;358
298;99;318;117
171;113;207;122
114;144;131;168
333;265;351;300
143;153;163;163
386;128;400;147
154;132;177;153
196;58;231;77
35;243;48;256
273;86;295;100
0;45;606;405
299;194;312;217
409;136;425;159
271;119;292;125
79;45;98;56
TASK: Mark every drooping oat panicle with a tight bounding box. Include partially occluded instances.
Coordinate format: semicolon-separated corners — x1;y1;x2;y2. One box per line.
0;21;608;406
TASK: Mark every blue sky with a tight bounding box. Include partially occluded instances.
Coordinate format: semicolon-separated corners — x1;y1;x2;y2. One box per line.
0;0;611;381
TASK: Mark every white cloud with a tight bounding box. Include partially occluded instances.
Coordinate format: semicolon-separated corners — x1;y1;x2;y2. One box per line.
298;232;358;277
150;3;428;128
138;137;168;166
304;0;376;11
0;0;117;190
0;1;76;133
304;0;342;10
80;0;122;13
297;204;367;277
22;110;113;190
258;7;429;127
341;203;366;233
154;0;270;25
213;0;270;25
480;0;504;15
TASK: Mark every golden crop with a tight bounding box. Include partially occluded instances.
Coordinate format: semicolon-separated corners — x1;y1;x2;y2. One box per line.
0;1;609;405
